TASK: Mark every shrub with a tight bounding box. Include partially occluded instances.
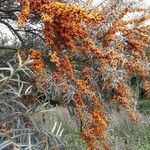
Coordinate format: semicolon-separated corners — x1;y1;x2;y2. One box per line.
0;0;150;149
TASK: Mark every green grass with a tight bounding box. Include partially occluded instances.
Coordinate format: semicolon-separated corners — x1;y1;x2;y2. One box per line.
138;98;150;114
63;126;86;150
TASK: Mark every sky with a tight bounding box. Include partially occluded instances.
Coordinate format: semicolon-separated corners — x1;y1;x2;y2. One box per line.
92;0;150;6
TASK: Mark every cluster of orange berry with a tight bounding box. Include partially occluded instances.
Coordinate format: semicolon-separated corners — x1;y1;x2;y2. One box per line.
73;91;108;149
29;49;44;73
17;0;150;149
112;82;137;124
17;0;30;27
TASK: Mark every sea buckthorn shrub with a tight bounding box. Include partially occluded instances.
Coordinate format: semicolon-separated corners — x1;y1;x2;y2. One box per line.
12;0;150;149
0;51;66;149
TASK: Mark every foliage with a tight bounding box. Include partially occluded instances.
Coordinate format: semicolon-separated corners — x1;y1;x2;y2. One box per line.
0;54;64;149
0;0;150;149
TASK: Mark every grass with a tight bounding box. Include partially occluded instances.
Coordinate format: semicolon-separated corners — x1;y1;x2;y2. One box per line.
108;110;150;150
63;126;86;150
138;98;150;114
110;124;150;150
